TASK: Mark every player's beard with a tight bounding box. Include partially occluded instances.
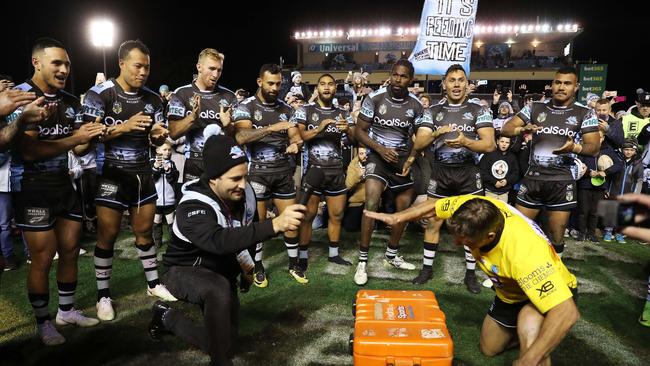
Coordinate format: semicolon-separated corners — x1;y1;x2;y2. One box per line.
261;88;278;103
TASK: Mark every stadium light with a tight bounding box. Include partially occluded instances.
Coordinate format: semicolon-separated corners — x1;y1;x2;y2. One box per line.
90;19;114;77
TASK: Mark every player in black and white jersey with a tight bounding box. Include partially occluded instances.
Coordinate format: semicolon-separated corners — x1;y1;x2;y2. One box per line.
167;48;237;182
83;40;176;321
232;64;304;285
294;74;355;274
353;59;426;286
6;38;106;345
405;64;495;292
502;66;600;257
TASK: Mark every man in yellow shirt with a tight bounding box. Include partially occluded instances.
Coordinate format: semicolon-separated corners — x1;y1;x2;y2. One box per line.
365;195;580;366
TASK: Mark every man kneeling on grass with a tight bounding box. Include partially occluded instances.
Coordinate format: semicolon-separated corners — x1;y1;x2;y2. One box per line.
365;195;579;366
148;134;305;366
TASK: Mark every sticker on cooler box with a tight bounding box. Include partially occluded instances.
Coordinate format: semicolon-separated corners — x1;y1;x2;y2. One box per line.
362;329;376;337
387;327;409;337
421;328;445;339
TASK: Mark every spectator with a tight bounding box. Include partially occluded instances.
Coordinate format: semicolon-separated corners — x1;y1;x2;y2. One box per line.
235;89;249;104
480;135;519;202
492;101;514;132
419;94;432;108
151;141;179;248
343;147;367;232
281;71;310;101
576;131;623;242
0;150;14;270
622;91;650;139
595;98;624;149
604;138;643;243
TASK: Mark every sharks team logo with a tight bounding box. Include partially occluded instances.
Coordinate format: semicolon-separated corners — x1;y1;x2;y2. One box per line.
537;112;547;123
378;104;387;115
436;112;444;122
566;116;578;126
311;113;320;122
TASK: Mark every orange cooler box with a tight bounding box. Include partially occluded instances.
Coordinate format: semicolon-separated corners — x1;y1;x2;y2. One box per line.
350;290;453;366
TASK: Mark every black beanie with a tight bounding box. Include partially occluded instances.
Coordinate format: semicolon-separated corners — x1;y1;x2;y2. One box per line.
201;135;248;179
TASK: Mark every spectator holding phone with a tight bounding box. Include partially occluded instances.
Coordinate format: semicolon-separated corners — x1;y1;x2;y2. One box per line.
594;98;624;149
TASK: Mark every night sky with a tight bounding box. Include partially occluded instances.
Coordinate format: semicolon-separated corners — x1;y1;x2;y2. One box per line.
2;0;645;110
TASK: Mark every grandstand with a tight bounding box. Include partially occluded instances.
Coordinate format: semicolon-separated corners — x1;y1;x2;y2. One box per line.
290;22;583;94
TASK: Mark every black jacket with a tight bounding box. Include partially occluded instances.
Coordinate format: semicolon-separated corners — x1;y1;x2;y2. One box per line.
480;150;520;194
600;116;624;149
163;180;275;285
577;145;623;190
609;153;644;196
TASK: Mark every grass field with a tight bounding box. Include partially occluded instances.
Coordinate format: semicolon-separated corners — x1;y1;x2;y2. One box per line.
1;226;650;366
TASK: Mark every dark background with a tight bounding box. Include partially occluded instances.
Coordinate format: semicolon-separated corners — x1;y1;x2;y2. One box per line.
1;0;645;109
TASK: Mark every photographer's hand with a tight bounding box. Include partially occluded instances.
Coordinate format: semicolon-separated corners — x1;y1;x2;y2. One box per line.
618;194;650;241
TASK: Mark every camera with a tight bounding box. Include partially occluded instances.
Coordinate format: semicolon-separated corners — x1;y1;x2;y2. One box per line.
597;200;636;228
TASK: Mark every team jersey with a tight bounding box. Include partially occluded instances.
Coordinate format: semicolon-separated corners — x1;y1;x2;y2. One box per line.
3;81;82;188
82;78;165;173
420;100;493;166
435;195;577;313
293;103;353;168
232;94;295;171
358;87;425;153
167;82;237;159
517;100;598;181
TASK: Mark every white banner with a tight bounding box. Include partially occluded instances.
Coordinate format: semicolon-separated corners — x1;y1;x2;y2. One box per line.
409;0;479;75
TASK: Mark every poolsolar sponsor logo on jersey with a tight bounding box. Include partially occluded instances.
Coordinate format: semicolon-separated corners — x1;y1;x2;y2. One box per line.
449;123;475;132
535;126;576;136
38;124;73;136
374;117;411;127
